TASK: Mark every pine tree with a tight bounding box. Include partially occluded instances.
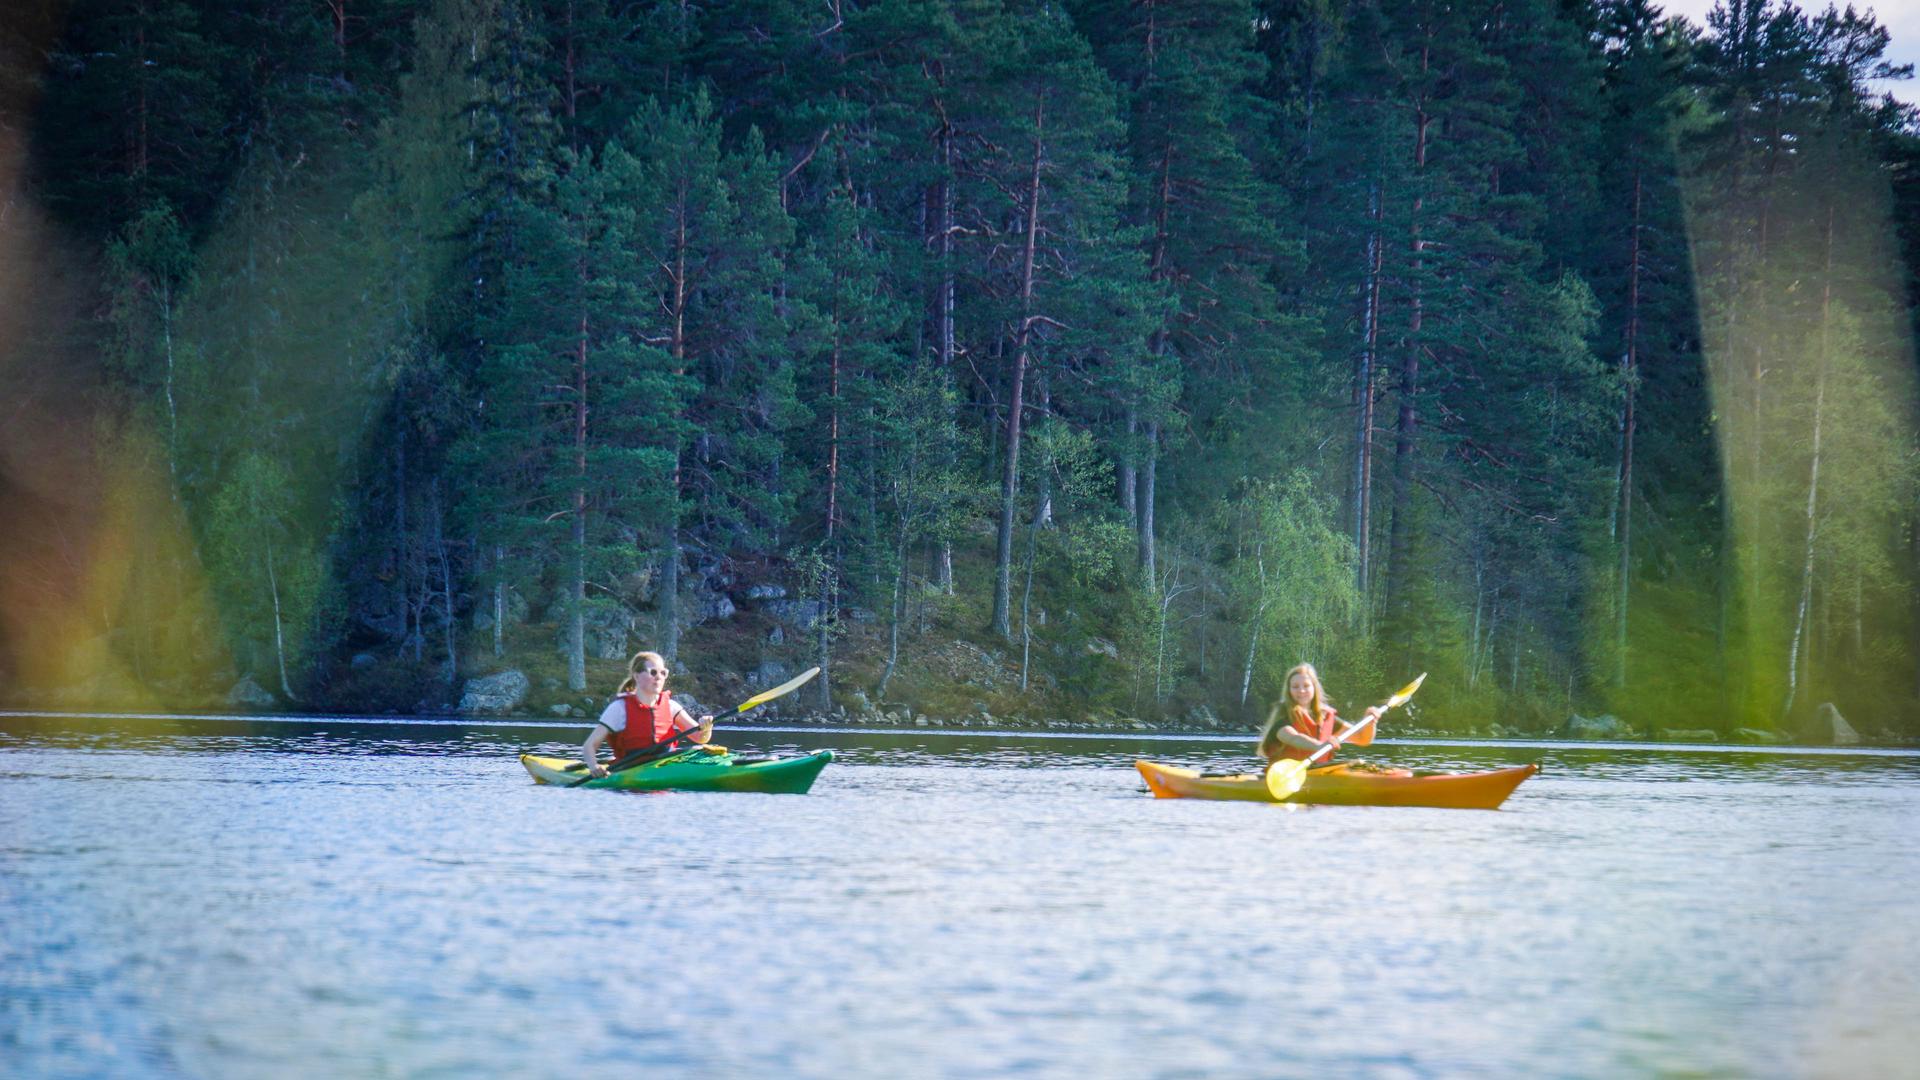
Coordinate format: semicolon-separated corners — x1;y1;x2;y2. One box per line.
1074;0;1292;589
952;1;1140;640
611;91;796;660
32;0;236;233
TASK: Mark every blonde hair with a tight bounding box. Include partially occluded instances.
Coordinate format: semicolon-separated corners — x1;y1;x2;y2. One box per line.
1258;663;1332;749
618;651;668;696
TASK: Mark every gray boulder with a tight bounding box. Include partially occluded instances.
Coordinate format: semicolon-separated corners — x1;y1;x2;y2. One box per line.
763;598;825;630
1562;713;1632;740
748;660;794;689
460;670;530;716
745;583;787;600
698;592;737;622
227;677;276;709
554;606;633;661
473;587;530;631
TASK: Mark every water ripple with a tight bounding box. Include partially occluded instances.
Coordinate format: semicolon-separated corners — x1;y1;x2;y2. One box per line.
1;720;1916;1077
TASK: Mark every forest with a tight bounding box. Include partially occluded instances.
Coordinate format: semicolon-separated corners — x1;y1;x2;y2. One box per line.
1;0;1916;738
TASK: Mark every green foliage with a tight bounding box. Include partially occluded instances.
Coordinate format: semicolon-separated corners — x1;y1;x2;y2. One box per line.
203;452;330;694
16;0;1920;739
1226;471;1362;712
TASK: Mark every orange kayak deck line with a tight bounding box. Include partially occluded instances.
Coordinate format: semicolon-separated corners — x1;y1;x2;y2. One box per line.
1134;760;1539;810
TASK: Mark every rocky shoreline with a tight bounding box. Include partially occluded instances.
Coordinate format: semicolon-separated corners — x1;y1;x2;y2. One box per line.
0;674;1889;747
3;698;1904;748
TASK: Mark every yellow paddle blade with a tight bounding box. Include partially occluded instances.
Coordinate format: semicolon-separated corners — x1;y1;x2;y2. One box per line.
1343;673;1423;748
1385;672;1427;709
1265;758;1308;800
733;666;821;714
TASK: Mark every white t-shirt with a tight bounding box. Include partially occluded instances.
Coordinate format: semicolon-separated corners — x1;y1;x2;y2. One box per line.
594;699;629;731
595;694;689;733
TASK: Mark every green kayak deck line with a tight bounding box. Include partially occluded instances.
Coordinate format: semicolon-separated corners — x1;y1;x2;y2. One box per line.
521;748;833;794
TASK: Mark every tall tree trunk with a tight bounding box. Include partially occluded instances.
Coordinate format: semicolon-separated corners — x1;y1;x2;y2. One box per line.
395;422;409;649
660;186;692;662
992;99;1046;639
876;469;913;700
1851;569;1862;664
1138;140;1173;584
1019;461;1049;690
266;538;291;700
1745;111;1784;636
1138;422;1157;588
133;21;149;183
493;544;505;658
432;479;457;684
819;322;843;710
934;83;957;595
1120;409;1137;524
161;281;179;494
1469;556;1485;691
1615;166;1644;688
1384;80;1430;644
1783;205;1833;717
1354;177;1382;603
568;320;588;692
1240;545;1268;708
324;0;347;58
561;0;577;140
662;523;680;662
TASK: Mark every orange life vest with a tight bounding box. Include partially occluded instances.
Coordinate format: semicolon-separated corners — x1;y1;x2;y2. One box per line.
609;690;683;757
1280;705;1340;763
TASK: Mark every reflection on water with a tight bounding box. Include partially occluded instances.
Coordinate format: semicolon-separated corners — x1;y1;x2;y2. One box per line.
2;714;1917;1078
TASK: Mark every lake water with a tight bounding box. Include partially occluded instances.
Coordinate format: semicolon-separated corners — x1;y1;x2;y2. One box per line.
3;714;1917;1078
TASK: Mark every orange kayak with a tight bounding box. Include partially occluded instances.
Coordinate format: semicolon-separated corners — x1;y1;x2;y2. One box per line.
1135;760;1538;810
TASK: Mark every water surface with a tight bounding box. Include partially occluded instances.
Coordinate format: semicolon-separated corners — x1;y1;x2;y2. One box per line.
3;715;1916;1078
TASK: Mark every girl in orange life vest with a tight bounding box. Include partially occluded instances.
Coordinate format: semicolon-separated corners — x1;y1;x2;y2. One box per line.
579;651;713;778
1257;663;1381;765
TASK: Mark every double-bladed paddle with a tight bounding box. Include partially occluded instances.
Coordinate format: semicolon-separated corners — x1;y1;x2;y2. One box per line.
1263;673;1426;800
568;666;822;787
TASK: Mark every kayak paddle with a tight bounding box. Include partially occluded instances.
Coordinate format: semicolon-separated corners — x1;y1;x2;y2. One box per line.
1264;672;1426;800
723;666;822;719
569;666;822;786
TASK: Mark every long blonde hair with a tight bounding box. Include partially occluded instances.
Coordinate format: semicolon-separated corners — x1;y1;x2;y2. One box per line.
1258;663;1332;748
618;651;667;696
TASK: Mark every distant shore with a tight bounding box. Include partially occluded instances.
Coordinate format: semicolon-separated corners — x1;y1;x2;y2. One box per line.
3;704;1908;749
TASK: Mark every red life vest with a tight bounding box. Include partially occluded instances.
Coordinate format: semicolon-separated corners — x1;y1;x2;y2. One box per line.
609;690;683;757
1280;705;1340;763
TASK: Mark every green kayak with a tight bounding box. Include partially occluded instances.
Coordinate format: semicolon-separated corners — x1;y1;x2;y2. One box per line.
521;747;832;794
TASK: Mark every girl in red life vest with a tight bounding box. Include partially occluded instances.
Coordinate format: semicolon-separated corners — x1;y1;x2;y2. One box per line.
1257;662;1380;765
579;650;713;777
